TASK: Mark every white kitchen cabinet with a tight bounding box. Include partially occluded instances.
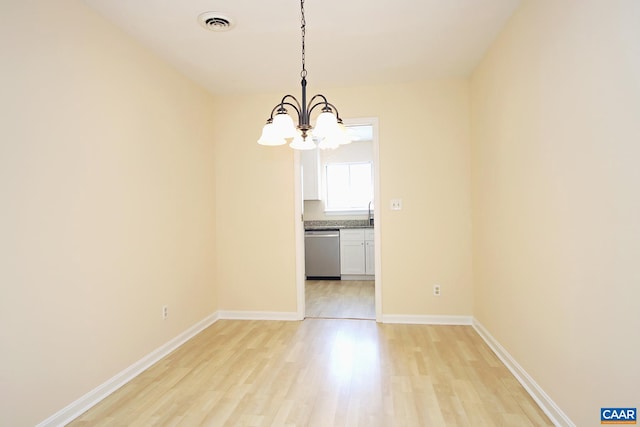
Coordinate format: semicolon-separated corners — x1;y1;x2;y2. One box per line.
365;229;375;275
301;148;320;200
340;229;374;278
341;240;365;274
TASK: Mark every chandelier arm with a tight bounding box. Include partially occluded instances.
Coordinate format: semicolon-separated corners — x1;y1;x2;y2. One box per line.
323;102;342;120
279;94;302;112
267;105;280;119
267;99;302;121
307;94;329;107
307;99;341;120
306;101;327;118
306;95;341;119
280;102;302;119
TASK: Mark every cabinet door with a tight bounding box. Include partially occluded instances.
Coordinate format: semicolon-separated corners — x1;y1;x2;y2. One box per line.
340;240;365;274
365;240;375;275
364;229;375;241
301;148;320;200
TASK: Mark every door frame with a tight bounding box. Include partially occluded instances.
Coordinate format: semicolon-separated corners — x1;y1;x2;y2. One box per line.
295;117;381;321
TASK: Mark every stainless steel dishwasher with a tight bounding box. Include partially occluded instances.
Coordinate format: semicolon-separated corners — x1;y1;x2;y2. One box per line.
304;229;341;279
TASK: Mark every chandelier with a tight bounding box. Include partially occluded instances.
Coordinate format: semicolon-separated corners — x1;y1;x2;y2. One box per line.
257;0;351;150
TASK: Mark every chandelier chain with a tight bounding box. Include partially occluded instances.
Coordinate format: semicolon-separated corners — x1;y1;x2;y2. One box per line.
300;0;307;78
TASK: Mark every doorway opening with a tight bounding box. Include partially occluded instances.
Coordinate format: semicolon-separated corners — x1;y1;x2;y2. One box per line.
294;118;381;321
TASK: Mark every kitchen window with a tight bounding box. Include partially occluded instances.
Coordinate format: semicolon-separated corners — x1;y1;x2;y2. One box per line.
325;161;373;211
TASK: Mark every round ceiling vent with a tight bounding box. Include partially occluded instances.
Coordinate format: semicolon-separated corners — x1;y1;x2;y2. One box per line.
198;12;234;32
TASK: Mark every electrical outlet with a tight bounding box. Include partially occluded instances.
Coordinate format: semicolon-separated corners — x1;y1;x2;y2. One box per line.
162;305;168;320
433;285;441;296
390;199;403;210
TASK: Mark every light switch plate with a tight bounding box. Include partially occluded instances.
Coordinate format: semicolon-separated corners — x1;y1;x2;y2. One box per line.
390;199;402;210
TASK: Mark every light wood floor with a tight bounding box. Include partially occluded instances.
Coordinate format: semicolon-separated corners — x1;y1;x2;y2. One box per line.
305;280;375;320
69;319;553;426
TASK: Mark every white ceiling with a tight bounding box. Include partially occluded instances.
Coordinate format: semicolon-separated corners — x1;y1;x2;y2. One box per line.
83;0;521;96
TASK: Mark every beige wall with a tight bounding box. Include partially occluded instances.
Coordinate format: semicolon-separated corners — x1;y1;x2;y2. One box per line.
0;1;218;426
213;80;473;317
470;0;640;425
212;93;299;313
15;0;637;424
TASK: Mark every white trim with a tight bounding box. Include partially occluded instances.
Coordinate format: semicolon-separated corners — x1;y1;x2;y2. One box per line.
293;150;306;321
472;319;575;427
342;117;382;323
369;117;382;323
341;274;375;281
382;314;473;325
217;311;299;321
36;312;219;427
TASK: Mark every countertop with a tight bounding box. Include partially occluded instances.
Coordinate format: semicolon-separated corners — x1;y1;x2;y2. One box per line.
304;220;374;231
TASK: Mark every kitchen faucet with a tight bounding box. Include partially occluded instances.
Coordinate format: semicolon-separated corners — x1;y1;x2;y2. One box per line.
368;201;374;226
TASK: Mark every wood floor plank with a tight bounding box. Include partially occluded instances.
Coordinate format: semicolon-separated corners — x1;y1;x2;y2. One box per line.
68;319;553;426
305;280;375;319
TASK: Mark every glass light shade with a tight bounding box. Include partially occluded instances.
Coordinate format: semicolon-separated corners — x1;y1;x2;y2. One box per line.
337;123;352;145
312;111;339;139
289;135;316;150
318;123;351;149
272;112;298;139
317;136;340;150
257;122;286;146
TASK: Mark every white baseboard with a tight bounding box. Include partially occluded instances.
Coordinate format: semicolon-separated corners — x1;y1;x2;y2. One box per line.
472;319;574;427
382;314;473;325
36;312;219;427
217;310;300;321
37;312;571;427
341;275;375;281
